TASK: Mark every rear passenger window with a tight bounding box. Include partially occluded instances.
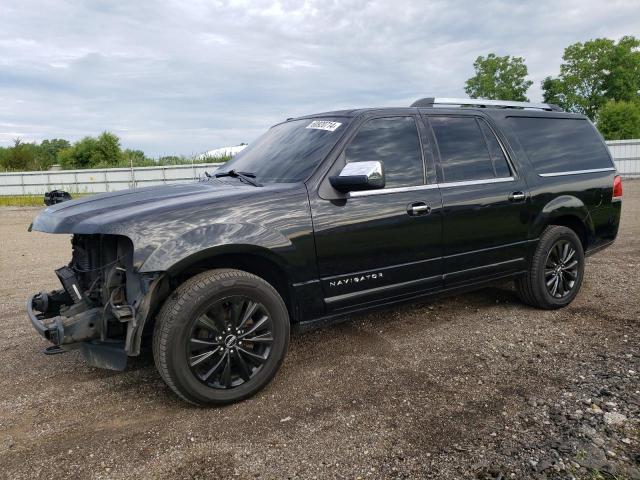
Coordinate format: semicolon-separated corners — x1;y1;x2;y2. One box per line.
508;117;612;174
479;120;511;178
343;116;423;188
430;117;496;182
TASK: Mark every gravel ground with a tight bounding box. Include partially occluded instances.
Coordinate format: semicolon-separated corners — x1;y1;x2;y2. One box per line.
0;181;638;480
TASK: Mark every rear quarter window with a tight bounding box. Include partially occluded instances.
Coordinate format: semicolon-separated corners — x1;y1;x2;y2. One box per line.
508;117;612;174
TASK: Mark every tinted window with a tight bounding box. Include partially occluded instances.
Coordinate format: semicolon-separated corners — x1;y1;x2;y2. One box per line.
343;116;423;188
479;120;511;178
219;117;349;183
508;117;612;174
430;117;495;182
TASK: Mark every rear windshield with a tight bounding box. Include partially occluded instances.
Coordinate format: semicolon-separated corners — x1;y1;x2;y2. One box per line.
217;117;349;183
508;117;612;174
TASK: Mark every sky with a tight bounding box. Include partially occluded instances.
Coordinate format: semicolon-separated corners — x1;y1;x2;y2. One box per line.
0;0;638;157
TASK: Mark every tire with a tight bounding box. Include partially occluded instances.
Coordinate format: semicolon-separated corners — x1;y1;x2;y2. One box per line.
153;268;290;406
515;226;585;310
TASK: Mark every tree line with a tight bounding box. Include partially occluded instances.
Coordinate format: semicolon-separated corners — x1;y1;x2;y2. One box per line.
0;132;229;172
466;36;640;140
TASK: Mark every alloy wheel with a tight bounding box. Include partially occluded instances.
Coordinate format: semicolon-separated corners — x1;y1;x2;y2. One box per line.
544;240;579;298
187;296;274;389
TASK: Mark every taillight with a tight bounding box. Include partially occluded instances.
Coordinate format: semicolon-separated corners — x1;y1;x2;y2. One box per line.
612;175;623;202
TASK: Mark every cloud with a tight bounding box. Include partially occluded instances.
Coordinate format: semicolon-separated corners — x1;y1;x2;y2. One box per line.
0;0;637;156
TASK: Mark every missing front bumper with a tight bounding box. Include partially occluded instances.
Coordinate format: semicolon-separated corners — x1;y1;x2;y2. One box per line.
27;292;102;346
27;292;129;370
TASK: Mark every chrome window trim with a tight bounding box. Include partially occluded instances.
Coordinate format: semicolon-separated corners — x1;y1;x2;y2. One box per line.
413;115;428;184
476;117;517;178
332;115;427;194
538;167;616;177
438;176;515;189
348;184;438;198
427;114;517;184
347;176;515;198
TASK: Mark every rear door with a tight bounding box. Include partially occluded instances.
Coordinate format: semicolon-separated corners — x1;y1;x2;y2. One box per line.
309;114;443;312
424;114;532;286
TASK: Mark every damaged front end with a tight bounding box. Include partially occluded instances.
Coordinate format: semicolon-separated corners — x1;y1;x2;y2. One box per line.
27;234;167;370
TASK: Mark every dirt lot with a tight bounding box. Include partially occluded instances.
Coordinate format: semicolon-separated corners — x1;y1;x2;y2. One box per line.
0;182;638;480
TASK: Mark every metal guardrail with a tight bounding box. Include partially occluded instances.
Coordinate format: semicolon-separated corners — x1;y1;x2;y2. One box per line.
0;163;224;196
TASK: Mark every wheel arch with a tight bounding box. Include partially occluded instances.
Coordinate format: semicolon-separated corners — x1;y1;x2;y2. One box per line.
165;245;297;323
546;215;589;250
133;245;298;358
532;195;594;250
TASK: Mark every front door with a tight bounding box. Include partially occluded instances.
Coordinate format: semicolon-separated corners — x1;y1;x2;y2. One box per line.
425;114;531;286
309;115;443;312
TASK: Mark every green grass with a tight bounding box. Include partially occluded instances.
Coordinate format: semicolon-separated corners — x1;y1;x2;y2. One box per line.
0;195;46;207
0;193;92;207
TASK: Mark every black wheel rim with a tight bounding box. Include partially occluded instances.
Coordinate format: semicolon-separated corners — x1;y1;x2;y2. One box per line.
187;296;273;389
544;240;579;299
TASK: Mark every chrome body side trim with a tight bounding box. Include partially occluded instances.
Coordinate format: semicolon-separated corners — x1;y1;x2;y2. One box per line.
321;256;441;282
445;238;538;258
538;167;616;177
324;275;440;305
443;257;525;278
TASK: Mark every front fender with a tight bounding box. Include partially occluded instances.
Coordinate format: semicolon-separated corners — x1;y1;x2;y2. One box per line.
530;195;595;238
138;223;293;273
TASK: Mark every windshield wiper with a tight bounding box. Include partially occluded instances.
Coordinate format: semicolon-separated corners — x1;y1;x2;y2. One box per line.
214;169;262;187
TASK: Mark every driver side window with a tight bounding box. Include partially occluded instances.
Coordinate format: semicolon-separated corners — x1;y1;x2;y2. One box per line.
342;116;424;189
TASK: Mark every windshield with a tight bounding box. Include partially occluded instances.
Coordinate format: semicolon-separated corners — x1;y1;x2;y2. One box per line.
216;117;349;183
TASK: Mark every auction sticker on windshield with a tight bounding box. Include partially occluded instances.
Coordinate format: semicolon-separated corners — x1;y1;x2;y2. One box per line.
306;120;342;132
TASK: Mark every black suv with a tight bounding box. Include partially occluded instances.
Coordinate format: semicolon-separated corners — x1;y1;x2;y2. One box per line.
27;97;622;405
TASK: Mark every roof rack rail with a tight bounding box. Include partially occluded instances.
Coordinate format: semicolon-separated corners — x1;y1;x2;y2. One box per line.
411;97;563;112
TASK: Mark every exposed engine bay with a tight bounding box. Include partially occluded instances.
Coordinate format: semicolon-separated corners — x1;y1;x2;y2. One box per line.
27;234;166;370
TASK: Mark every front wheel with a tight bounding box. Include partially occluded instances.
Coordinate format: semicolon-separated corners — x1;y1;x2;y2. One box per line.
516;226;585;309
153;269;290;406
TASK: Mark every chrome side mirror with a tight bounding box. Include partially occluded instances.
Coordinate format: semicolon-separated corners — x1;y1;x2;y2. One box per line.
329;161;385;192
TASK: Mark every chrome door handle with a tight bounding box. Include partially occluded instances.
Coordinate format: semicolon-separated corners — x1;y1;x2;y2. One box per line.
407;202;431;216
509;192;526;202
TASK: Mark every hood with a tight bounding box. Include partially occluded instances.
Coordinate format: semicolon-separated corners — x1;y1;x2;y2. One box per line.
30;179;314;274
31;180;287;235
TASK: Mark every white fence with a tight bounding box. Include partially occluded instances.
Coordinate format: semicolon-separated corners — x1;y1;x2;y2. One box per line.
1;140;639;196
606;139;640;178
0;163;223;196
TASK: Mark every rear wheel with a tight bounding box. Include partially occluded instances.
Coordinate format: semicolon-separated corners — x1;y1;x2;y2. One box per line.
516;226;585;309
153;269;290;406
